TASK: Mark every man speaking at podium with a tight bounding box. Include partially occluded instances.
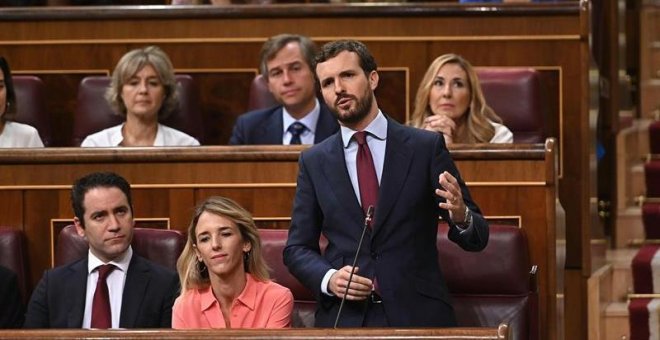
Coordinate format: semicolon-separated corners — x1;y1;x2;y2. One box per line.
284;40;489;328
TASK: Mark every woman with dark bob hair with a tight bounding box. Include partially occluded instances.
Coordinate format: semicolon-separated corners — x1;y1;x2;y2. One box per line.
81;46;199;147
0;57;44;147
173;196;293;328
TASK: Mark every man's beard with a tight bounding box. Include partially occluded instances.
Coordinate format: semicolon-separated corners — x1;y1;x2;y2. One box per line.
329;88;374;126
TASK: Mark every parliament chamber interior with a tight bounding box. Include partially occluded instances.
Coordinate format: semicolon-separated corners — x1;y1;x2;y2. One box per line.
0;0;657;339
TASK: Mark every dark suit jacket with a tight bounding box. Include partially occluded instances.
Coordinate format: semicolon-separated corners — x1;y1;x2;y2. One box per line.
283;117;489;327
228;103;339;145
0;265;24;328
24;254;179;329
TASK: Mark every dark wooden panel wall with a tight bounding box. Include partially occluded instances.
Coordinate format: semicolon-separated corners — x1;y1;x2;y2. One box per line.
0;326;510;340
0;143;556;339
0;3;589;339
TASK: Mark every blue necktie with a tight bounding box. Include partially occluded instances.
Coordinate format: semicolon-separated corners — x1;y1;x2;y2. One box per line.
288;122;307;145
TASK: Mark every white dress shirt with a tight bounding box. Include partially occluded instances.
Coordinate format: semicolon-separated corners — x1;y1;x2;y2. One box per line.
81;123;200;147
82;247;133;329
282;99;321;145
0;121;44;147
321;111;388;295
489;121;514;143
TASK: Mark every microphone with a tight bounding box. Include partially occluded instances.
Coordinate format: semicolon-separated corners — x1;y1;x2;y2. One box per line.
333;205;374;329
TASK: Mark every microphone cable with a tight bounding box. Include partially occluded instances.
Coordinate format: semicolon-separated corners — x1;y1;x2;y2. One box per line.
333;205;374;328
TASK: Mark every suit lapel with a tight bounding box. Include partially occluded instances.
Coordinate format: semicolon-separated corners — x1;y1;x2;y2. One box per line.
314;104;339;143
372;119;413;235
119;255;150;328
259;107;284;144
321;134;365;227
67;259;89;328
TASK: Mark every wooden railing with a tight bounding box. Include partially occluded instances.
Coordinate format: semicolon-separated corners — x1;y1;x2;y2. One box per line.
0;3;587;339
0;325;510;339
0;141;557;339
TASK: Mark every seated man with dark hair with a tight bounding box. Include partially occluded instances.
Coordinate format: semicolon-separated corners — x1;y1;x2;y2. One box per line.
0;265;24;328
24;172;179;329
229;34;339;145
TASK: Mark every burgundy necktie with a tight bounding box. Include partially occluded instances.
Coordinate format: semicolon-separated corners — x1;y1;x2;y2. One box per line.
355;131;379;224
91;264;115;329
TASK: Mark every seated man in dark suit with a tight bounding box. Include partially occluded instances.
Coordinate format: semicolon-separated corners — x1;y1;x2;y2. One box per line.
229;34;339;145
0;265;24;328
24;172;179;329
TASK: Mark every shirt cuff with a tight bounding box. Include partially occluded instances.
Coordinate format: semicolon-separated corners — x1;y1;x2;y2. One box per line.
456;217;474;233
321;269;337;296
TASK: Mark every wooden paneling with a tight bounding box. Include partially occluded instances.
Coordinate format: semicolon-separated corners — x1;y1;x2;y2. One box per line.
0;142;556;338
0;4;588;339
640;3;660;118
0;326;510;340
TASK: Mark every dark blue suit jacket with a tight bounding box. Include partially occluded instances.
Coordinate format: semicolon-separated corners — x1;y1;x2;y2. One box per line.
24;254;179;329
228;103;339;145
283;117;489;327
0;265;24;328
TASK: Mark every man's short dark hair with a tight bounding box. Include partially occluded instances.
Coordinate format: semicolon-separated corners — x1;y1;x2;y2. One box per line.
259;34;317;79
314;40;377;76
71;172;133;227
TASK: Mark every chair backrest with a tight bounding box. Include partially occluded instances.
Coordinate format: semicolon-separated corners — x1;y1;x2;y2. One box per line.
645;160;660;197
55;225;185;271
0;228;29;303
246;74;327;112
12;75;52;146
437;223;538;340
476;68;545;143
259;225;537;337
246;74;279;112
71;74;204;146
248;70;545;144
260;229;319;328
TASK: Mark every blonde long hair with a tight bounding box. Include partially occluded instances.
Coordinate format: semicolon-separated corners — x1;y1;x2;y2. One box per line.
176;196;270;293
409;54;503;143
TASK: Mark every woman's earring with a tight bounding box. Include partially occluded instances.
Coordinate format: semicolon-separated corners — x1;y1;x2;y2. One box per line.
197;259;207;273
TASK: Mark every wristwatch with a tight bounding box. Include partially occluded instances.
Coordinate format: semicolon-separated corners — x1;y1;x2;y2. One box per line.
456;206;472;227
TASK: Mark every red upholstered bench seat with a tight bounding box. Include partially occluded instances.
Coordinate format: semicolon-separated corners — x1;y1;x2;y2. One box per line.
629;297;660;340
12;76;52;146
632;244;660;294
649;120;660;155
260;224;538;340
645;161;660;198
72;75;204;146
55;225;185;271
0;228;29;303
643;203;660;240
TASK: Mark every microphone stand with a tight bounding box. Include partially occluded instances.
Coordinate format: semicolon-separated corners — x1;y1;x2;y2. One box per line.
333;205;374;329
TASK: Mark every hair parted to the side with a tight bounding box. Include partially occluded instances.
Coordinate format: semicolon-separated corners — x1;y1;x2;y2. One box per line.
259;34;318;80
71;172;133;228
0;57;17;121
105;46;178;120
177;196;270;293
314;39;377;76
409;53;503;144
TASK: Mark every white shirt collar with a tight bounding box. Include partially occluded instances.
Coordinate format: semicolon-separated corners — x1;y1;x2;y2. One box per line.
87;245;133;274
109;123;166;147
282;98;321;136
340;110;388;148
